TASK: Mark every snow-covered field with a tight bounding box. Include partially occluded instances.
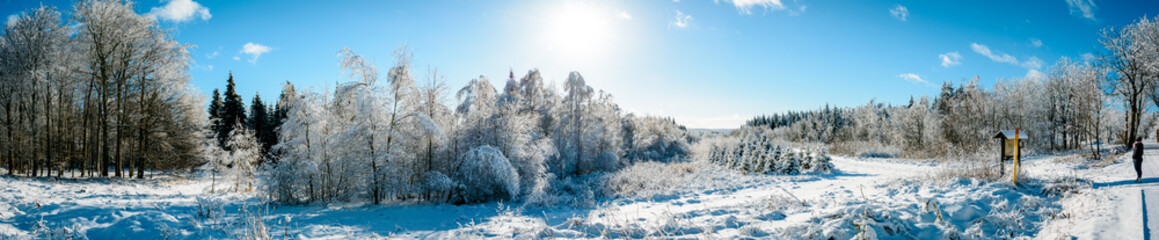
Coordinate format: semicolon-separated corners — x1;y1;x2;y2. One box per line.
0;149;1149;239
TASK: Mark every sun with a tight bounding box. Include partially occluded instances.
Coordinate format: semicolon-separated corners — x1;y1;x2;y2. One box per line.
540;2;616;61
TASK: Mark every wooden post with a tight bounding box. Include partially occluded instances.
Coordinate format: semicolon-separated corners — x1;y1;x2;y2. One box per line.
999;138;1005;174
1012;128;1020;184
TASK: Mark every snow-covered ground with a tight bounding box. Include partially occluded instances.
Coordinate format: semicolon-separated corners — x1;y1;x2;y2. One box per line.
1;147;1152;239
1035;142;1159;240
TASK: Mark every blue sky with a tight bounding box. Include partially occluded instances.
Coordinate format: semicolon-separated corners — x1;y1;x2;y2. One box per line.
4;0;1158;128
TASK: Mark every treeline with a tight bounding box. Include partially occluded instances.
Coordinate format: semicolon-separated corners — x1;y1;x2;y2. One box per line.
749;59;1112;159
745;13;1159;155
264;47;694;204
0;0;204;178
746;16;1159;159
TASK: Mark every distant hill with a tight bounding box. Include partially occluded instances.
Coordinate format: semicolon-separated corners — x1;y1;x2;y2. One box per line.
688;128;735;134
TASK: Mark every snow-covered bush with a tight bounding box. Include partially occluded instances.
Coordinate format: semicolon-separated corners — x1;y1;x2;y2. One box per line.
236;206;271;240
421;171;455;202
583;151;619;173
605;161;696;198
621;114;693;163
524;173;603;207
262;151;307;204
1040;176;1091;198
377;165;415;200
454;145;520;203
194;197;224;221
830;140;901;159
32;220;84;240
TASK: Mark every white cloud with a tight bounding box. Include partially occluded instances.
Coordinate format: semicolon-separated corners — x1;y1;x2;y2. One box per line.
899;73;929;85
1030;38;1043;48
970;43;1019;65
240;42;272;64
6;14;17;27
670;10;692;29
1025;69;1046;81
1066;0;1097;21
939;52;962;68
1021;56;1043;69
619;11;632;20
206;50;219;59
723;0;786;14
1081;53;1096;62
890;5;909;21
970;43;1043;72
232;56;241;61
148;0;211;23
789;5;807;16
207;65;214;71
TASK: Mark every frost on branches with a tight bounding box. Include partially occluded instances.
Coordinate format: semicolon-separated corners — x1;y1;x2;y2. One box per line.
261;47;694;205
708;129;834;175
454;145;520;203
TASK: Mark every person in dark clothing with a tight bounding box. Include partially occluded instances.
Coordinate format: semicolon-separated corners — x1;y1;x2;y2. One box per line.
1134;137;1145;183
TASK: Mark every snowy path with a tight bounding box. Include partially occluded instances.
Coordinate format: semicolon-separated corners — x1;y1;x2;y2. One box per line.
1105;142;1159;240
1033;141;1159;239
1089;142;1159;240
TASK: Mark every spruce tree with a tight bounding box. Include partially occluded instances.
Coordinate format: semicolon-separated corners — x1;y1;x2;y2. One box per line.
221;71;248;150
272;82;294;130
209;89;225;147
249;93;273;157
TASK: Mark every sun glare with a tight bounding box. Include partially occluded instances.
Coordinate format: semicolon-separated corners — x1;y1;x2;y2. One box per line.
541;2;616;61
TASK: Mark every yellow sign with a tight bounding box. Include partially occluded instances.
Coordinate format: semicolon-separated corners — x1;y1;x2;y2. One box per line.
1004;140;1018;157
1012;129;1020;184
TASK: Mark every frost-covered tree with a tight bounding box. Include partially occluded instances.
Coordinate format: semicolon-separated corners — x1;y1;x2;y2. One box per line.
454;76;499;156
335;47;389;204
1101;16;1158;147
227;124;261;192
0;6;67;176
267;46;436;204
553;72;623;175
382;45;420;167
1048;58;1111;158
557;72;594;175
494;71;554;197
0;0;201;178
268;89;342;203
202;139;228;193
418;68;451;175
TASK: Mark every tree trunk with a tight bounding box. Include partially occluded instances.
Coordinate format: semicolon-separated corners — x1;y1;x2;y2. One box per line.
45;83;53;178
370;134;379;205
5;95;13;176
115;77;123;178
99;73;109;177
